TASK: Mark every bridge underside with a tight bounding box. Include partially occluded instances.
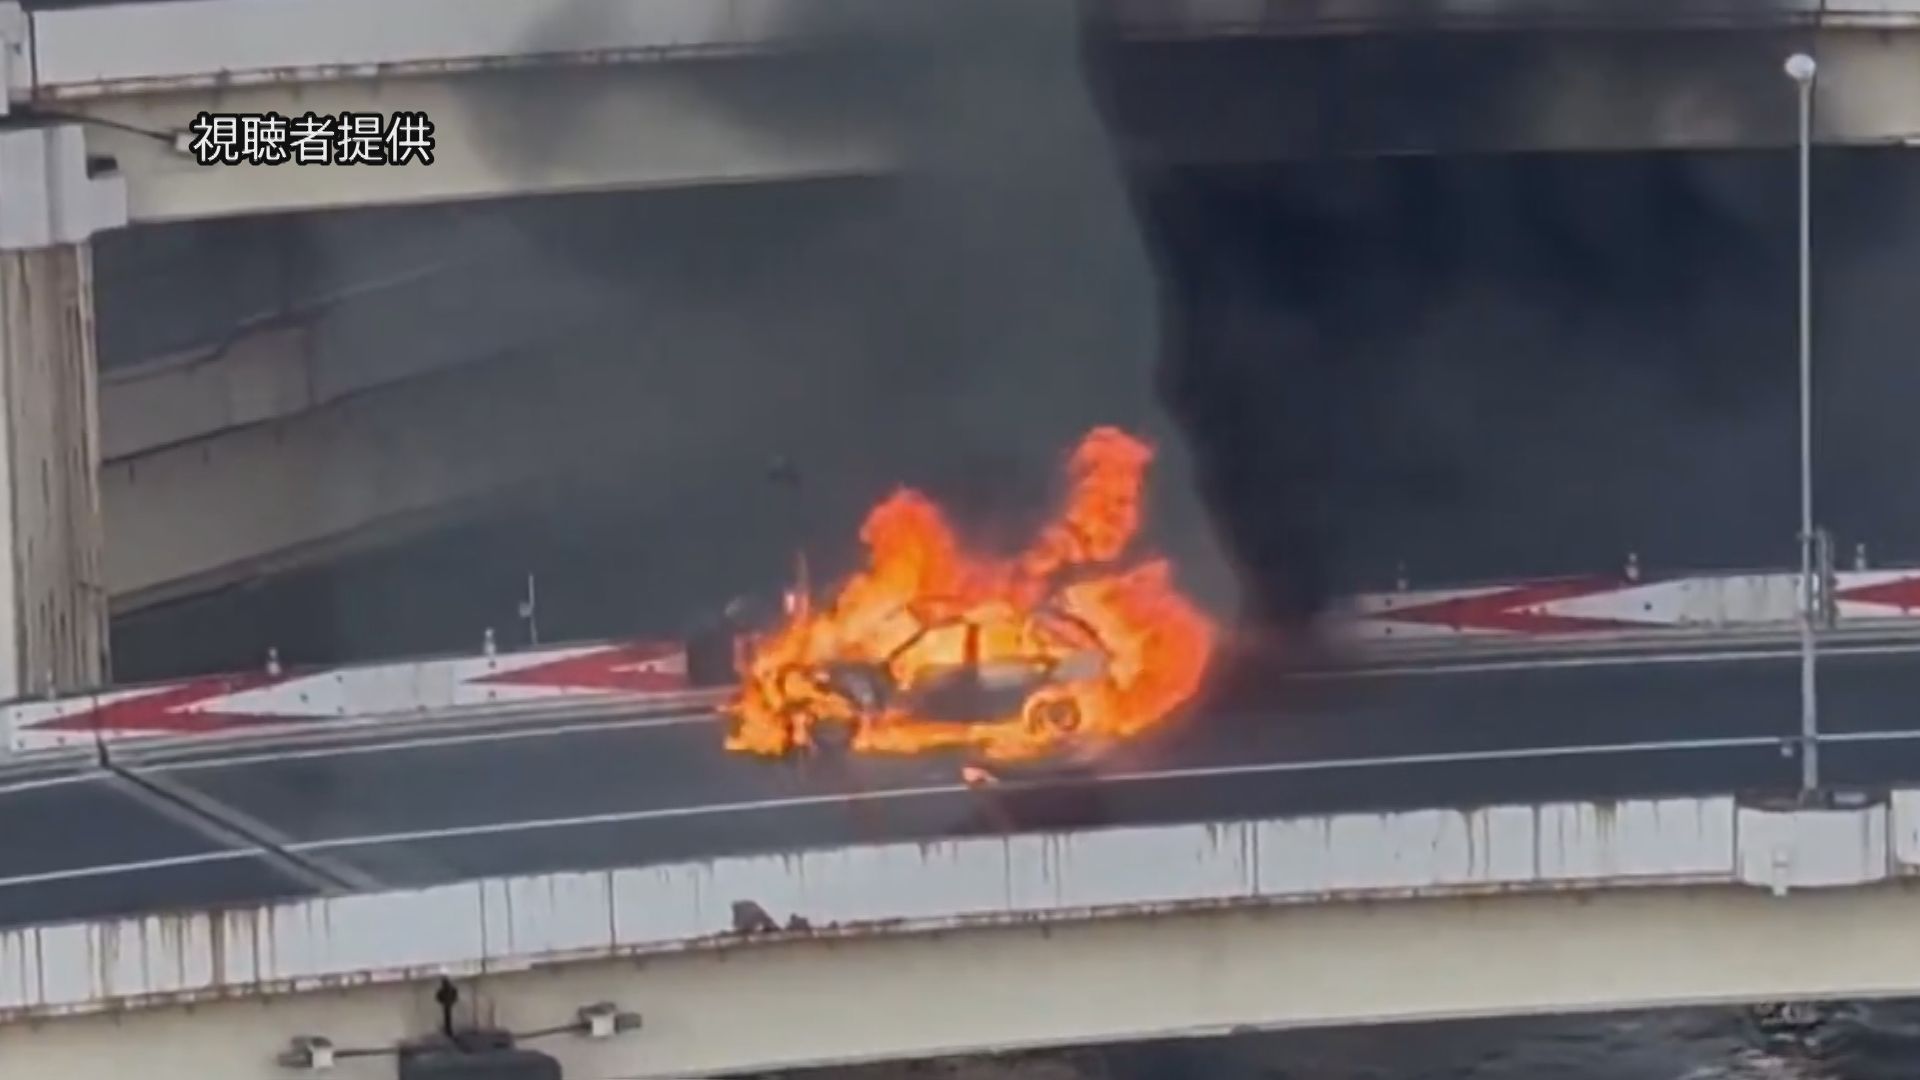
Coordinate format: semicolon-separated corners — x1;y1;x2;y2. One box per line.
1092;26;1920;160
50;22;1920;230
61;55;889;225
79;16;1920;657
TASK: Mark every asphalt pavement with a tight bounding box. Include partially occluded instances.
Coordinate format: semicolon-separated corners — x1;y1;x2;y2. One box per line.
7;636;1920;929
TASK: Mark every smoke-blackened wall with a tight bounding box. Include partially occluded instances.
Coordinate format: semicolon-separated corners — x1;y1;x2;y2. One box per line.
1089;144;1920;631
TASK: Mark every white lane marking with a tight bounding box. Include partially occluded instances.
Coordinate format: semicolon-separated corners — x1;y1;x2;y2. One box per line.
142;711;722;774
0;772;98;795
1096;735;1788;785
286;734;1788;855
0;849;259;890
106;766;385;894
0;730;1866;893
105;693;726;761
1824;729;1920;744
290;783;972;852
2;639;1911;872
7;689;729;762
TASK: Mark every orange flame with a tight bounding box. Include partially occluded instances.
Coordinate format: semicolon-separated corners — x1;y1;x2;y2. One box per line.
725;426;1216;762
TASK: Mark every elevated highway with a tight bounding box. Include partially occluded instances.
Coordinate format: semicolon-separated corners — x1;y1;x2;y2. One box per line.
0;636;1889;927
6;773;1920;1077
0;565;1915;1071
8;559;1920;926
0;7;1915;1074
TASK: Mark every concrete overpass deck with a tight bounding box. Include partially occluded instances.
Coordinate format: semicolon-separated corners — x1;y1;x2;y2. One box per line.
6;771;1920;1077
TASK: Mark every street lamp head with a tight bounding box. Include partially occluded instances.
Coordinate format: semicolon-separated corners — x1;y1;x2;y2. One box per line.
1785;53;1817;84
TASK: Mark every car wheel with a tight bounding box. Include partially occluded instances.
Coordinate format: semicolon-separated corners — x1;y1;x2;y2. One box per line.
810;718;855;758
1029;697;1082;735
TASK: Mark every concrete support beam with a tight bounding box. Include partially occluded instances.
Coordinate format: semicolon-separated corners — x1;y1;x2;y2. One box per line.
1105;0;1920;38
23;0;811;100
101;326;322;463
19;0;1920;107
1096;25;1920;160
102;358;559;614
0;247;107;697
56;23;1920;228
18;0;1920;226
59;57;889;225
99;307;765;612
0;127;126;698
96;243;622;461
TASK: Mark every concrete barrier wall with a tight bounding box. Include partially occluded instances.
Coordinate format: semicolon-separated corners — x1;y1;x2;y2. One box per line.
1337;568;1920;641
0;790;1907;1020
1;639;693;753
9;563;1920;753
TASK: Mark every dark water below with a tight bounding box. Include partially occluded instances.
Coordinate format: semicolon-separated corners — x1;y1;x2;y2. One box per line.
790;1003;1920;1080
1102;1004;1920;1080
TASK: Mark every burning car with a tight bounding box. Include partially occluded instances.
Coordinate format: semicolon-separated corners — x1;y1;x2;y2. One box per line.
724;426;1216;766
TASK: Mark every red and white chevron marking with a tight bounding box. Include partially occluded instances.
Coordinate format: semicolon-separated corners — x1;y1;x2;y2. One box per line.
1338;573;1793;640
4;640;689;753
1835;569;1920;617
1331;568;1920;641
8;566;1920;755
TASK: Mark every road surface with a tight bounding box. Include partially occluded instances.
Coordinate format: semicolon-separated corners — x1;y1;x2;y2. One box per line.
7;635;1920;928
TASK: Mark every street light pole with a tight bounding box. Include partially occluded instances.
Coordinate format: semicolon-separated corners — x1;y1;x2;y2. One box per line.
1786;51;1819;799
767;454;810;616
